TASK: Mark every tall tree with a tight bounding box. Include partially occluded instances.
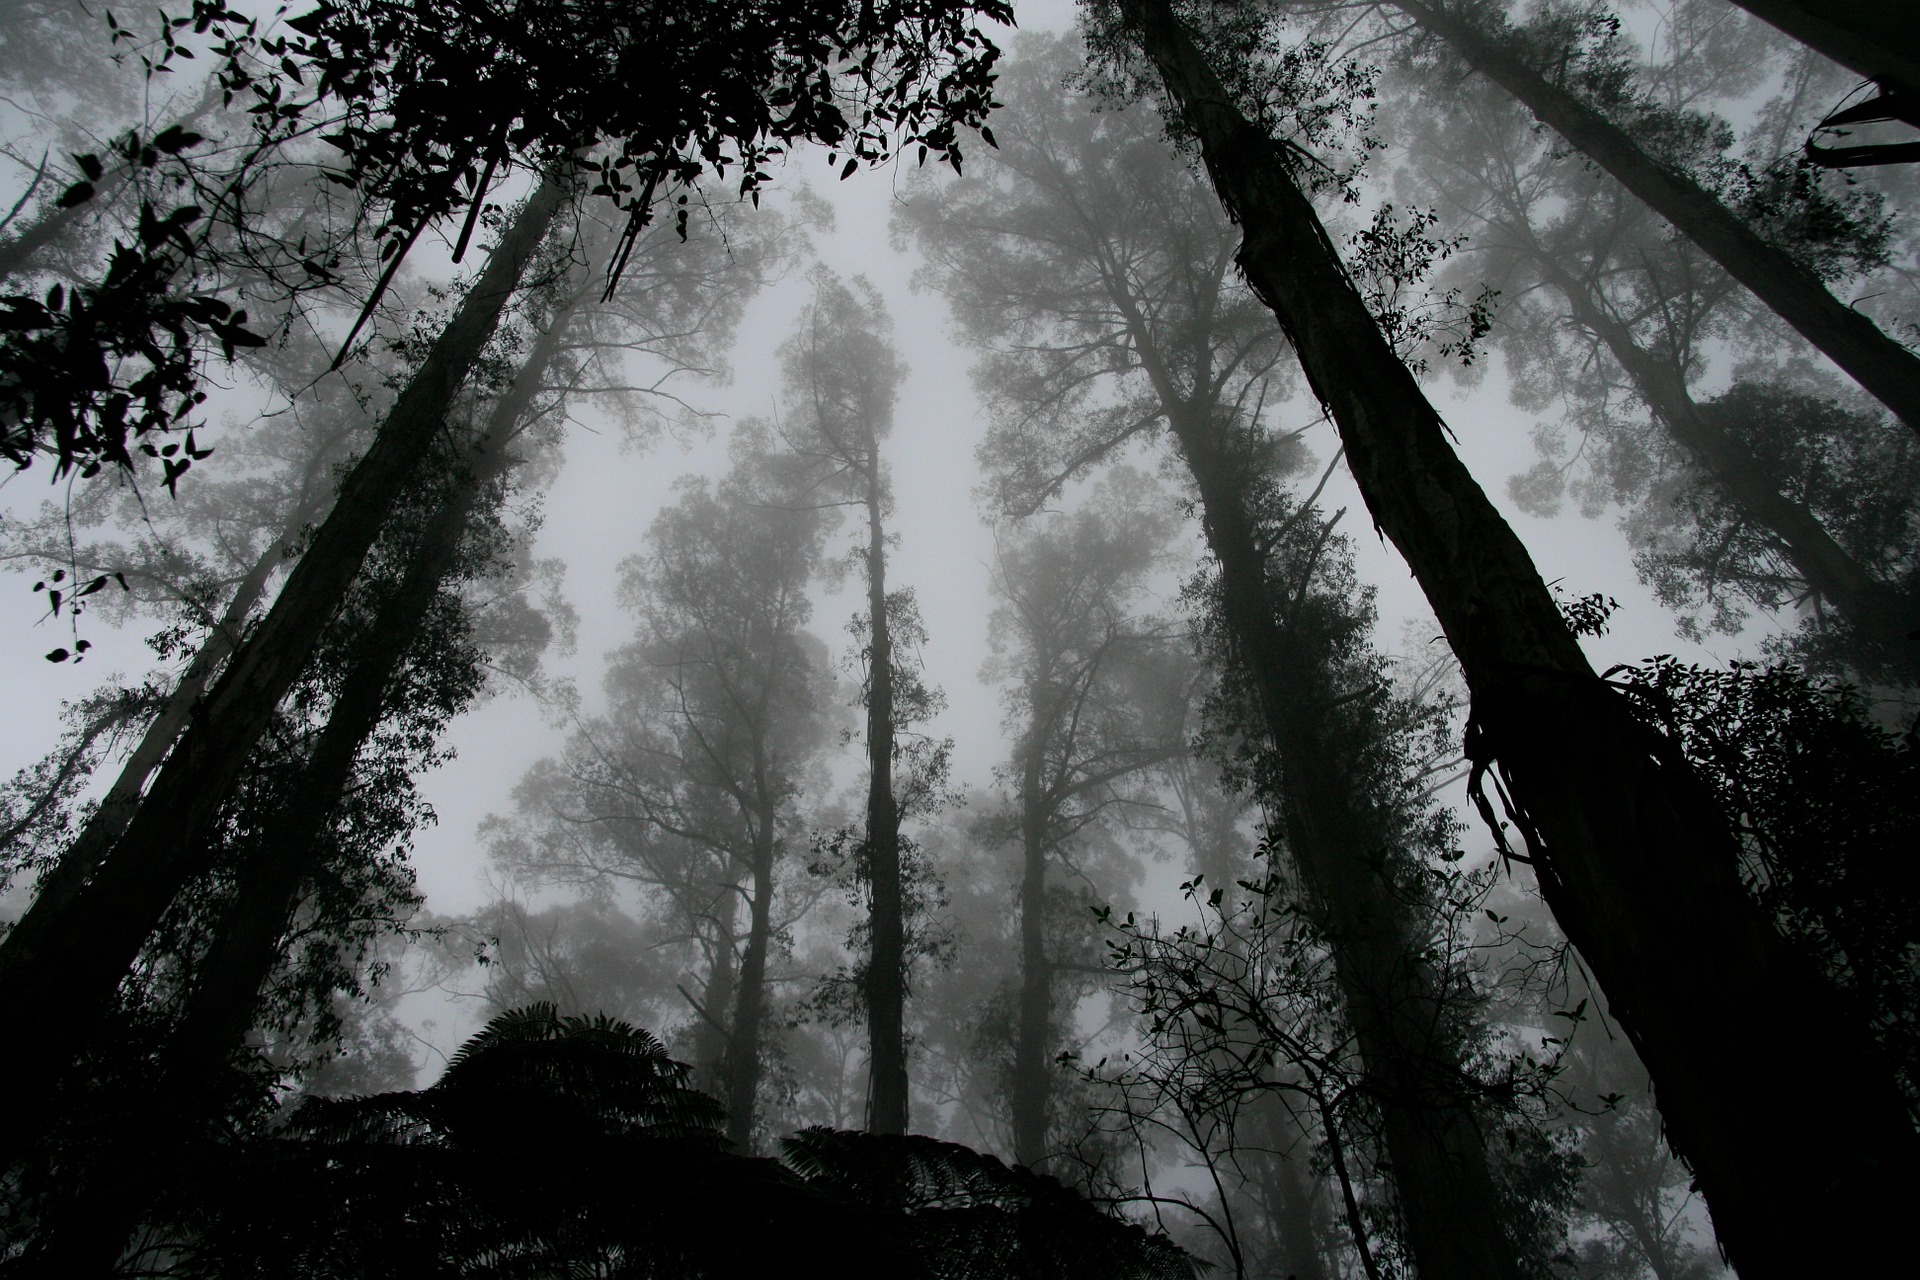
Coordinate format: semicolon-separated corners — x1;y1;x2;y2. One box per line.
983;471;1179;1167
0;175;573;1150
903;37;1530;1278
1091;0;1919;1271
1392;64;1920;682
774;273;925;1135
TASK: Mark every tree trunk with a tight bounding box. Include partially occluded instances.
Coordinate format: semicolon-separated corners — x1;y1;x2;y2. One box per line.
1010;725;1052;1167
1727;0;1920;101
1392;0;1920;437
695;882;741;1101
1248;1097;1332;1280
14;469;339;938
0;175;569;1150
1531;252;1920;679
725;799;779;1151
863;459;910;1135
1168;400;1525;1280
1117;1;1920;1272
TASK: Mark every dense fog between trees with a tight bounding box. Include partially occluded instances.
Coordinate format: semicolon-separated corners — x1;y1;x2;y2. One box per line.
1;0;1916;1276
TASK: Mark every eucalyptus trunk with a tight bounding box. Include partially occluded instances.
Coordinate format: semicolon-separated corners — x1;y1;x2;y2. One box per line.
17;452;342;936
1392;0;1920;436
13;275;583;1277
1010;726;1053;1167
862;459;909;1135
1170;402;1524;1280
1117;1;1919;1271
724;797;779;1150
0;175;570;1146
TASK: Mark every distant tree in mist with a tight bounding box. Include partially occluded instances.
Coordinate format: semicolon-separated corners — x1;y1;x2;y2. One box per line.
1089;2;1920;1270
772;272;948;1136
906;35;1540;1277
481;431;837;1150
977;469;1184;1169
1378;0;1920;436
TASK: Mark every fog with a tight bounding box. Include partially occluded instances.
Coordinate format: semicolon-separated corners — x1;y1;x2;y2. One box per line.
1;0;1914;1275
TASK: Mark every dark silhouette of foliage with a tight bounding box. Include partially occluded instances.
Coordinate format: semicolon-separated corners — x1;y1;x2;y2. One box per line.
167;1004;1198;1280
0;0;1009;483
1613;657;1920;1106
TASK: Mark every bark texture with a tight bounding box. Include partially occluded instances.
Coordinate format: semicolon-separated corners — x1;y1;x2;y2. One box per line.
1395;0;1920;437
1117;1;1919;1272
863;459;910;1135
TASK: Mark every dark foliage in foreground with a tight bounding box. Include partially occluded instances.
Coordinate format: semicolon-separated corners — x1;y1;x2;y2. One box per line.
165;1004;1197;1279
1614;658;1920;1105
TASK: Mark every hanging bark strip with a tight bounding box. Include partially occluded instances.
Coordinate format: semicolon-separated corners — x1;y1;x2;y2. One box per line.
1112;0;1919;1273
0;175;572;1151
1390;0;1920;438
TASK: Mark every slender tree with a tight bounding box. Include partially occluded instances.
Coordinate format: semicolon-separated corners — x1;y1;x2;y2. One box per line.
775;273;924;1135
0;176;572;1151
1393;71;1920;681
984;472;1180;1167
1374;0;1920;436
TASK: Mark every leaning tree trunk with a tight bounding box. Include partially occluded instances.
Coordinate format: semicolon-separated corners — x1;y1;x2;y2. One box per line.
1390;0;1920;437
1117;1;1920;1272
862;458;910;1136
1727;0;1920;102
16;464;340;935
1169;401;1525;1280
0;175;570;1154
725;796;780;1150
1530;251;1920;679
1010;724;1053;1168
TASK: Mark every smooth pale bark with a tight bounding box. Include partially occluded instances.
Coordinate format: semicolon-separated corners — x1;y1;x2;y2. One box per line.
1391;0;1920;437
1118;1;1919;1272
1728;0;1920;101
1530;252;1920;679
1010;728;1052;1166
724;796;779;1149
862;459;909;1135
0;176;570;1148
